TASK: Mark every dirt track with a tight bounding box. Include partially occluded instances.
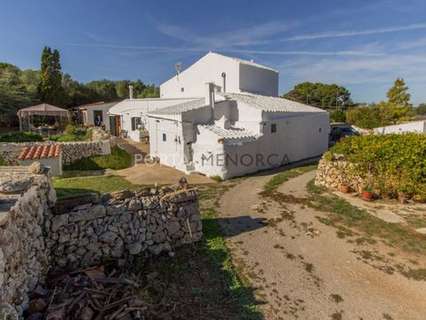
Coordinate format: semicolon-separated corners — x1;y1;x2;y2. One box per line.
219;170;426;320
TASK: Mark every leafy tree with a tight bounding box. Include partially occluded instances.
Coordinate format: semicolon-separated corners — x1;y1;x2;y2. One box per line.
0;63;36;126
346;105;382;129
283;82;352;109
387;78;411;107
37;47;66;105
138;84;159;98
329;110;346;123
416;103;426;115
86;80;118;101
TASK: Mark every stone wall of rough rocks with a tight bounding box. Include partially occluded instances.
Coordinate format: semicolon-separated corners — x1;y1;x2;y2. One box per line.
0;139;111;165
315;156;366;193
0;171;56;313
0;167;202;314
47;188;202;270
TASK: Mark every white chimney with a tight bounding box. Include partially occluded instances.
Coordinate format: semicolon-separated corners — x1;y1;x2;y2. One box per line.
129;85;134;100
221;72;226;93
205;82;215;109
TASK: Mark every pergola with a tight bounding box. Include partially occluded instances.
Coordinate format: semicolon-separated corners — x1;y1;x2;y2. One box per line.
17;103;71;134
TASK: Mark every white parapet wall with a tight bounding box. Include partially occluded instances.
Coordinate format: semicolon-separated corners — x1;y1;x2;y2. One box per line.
374;121;426;135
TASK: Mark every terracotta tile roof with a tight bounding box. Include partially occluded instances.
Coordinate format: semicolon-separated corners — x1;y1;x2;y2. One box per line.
18;145;61;161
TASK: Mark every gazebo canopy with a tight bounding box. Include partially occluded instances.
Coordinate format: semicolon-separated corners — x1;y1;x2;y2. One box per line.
17;103;70;118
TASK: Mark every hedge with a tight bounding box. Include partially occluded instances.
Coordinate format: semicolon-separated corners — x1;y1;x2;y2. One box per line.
326;133;426;200
0;131;43;142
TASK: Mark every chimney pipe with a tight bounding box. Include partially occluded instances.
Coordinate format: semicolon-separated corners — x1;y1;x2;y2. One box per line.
221;72;226;93
129;85;134;100
205;82;215;109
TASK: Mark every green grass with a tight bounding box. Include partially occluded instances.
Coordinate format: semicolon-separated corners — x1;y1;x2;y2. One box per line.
306;179;426;255
49;124;92;142
63;146;132;171
0;131;43;142
53;175;140;199
263;165;317;194
198;186;262;319
0;155;6;166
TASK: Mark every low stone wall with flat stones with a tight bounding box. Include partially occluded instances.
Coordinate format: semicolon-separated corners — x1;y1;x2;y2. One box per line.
0;139;111;165
315;155;366;193
47;188;202;270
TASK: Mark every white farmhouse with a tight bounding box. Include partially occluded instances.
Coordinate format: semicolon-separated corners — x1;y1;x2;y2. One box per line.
108;52;330;179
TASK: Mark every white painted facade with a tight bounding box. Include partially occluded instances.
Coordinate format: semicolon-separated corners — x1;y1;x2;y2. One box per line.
79;102;118;132
147;92;329;179
160;52;279;98
111;52;330;179
374;121;426;135
108;98;200;141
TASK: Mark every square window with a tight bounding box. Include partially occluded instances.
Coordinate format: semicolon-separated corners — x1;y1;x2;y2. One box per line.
181;87;184;92
271;123;277;133
162;133;167;141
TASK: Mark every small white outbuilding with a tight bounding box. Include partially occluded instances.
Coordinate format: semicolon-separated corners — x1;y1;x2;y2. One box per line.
374;120;426;135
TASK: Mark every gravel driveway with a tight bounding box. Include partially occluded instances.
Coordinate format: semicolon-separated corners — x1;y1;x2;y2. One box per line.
219;170;426;320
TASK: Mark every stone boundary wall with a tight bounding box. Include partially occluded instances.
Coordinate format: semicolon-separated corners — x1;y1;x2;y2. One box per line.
47;188;202;270
315;157;366;193
0;168;202;313
0;173;56;313
0;139;111;165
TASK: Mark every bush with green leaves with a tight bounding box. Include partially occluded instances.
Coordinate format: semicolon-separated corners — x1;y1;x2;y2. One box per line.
327;133;426;201
0;131;43;142
49;125;91;142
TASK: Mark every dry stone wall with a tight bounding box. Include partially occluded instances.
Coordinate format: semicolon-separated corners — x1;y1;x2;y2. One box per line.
0;166;202;314
47;188;202;270
0;139;111;165
315;156;366;193
0;171;56;314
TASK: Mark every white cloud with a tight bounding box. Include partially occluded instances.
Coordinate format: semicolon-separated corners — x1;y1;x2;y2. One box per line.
157;21;297;48
65;42;383;57
282;23;426;41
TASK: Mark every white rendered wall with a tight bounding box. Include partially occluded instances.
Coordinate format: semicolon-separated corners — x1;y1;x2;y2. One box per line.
82;105;112;131
239;63;279;97
160;53;240;98
374;121;426;134
191;111;330;179
147;116;186;171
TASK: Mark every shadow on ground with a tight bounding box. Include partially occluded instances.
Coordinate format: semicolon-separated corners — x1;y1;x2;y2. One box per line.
215;216;268;238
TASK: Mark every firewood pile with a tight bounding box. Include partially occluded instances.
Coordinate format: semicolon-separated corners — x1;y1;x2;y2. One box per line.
26;266;173;320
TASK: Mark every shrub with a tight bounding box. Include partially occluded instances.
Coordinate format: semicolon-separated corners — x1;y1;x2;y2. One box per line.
330;110;346;123
329;133;426;200
49;126;91;142
0;131;43;142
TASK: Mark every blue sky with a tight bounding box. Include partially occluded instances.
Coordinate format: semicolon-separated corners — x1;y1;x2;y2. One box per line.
1;0;426;104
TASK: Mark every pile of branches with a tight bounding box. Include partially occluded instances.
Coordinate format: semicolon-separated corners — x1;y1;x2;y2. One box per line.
27;266;174;320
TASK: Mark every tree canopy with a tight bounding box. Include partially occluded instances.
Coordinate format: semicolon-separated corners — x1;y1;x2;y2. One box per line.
415;103;426;115
346;78;413;128
0;48;160;126
387;78;411;107
283;82;352;110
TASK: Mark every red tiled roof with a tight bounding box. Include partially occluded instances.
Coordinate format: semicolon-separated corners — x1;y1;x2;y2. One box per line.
18;145;61;161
